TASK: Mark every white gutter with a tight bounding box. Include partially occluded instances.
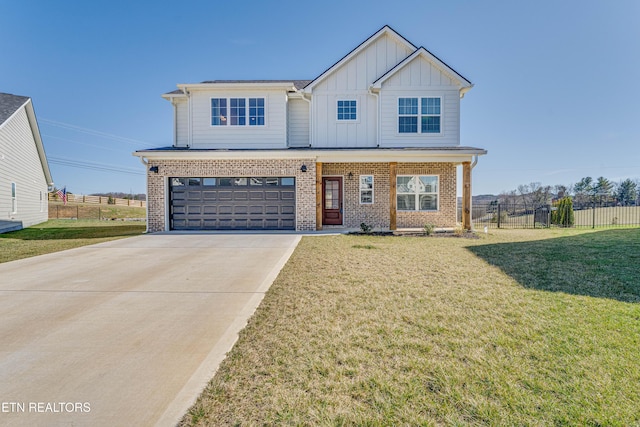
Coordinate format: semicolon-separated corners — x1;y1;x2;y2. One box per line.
133;148;486;163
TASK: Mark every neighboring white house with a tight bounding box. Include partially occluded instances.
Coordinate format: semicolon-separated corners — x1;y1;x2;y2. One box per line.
0;93;54;233
135;26;486;232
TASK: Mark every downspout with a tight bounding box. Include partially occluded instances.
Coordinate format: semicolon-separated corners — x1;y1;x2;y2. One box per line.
469;155;479;231
368;87;380;147
185;87;192;148
171;99;178;147
138;156;150;233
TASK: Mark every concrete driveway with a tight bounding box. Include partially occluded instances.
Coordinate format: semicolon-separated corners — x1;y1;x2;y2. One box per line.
0;233;301;426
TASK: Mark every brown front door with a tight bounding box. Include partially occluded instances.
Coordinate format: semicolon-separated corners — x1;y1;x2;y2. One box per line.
322;177;343;225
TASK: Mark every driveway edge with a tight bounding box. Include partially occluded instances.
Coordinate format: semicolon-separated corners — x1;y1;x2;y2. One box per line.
155;235;302;426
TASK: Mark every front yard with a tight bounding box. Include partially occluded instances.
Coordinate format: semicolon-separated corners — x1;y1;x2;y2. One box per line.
0;220;146;263
182;228;640;426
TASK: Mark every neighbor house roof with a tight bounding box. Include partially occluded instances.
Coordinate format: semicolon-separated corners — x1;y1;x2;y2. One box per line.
0;93;30;125
0;92;54;186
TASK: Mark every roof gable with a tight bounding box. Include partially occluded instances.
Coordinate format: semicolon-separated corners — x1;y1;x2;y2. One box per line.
302;25;416;92
0;93;30;126
0;92;54;186
371;47;472;91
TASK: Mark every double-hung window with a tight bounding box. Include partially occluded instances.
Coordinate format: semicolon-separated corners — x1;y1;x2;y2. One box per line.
337;100;357;121
396;176;439;211
211;97;265;126
359;175;373;204
398;97;441;134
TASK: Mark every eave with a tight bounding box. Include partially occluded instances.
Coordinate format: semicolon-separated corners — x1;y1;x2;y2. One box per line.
133;147;487;164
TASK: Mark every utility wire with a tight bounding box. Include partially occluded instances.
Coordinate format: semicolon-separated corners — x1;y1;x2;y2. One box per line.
48;156;145;176
40;118;157;148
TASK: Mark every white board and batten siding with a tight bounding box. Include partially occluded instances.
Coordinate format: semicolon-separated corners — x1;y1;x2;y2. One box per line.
310;33;414;148
0;107;49;227
287;98;309;148
175;99;188;147
177;89;288;149
379;55;462;148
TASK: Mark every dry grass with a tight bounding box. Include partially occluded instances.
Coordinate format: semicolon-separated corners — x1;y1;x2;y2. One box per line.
182;228;640;426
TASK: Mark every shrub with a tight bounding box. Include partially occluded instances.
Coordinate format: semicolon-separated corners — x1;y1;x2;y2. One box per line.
108;196;115;205
551;197;575;227
360;222;372;234
423;223;435;236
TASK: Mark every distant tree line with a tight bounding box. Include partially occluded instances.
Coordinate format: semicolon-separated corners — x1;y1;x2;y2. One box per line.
497;177;639;208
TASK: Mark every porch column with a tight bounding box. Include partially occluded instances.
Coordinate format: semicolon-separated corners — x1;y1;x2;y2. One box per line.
389;162;397;230
462;161;472;231
316;162;323;231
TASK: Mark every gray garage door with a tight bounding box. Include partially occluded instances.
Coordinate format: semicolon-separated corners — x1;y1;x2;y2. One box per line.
169;177;295;230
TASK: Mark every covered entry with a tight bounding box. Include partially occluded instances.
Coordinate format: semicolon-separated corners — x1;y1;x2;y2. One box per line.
170;177;295;230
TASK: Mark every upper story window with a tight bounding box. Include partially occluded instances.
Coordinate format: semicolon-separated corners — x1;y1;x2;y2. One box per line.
337;100;357;121
398;97;441;134
211;97;265;126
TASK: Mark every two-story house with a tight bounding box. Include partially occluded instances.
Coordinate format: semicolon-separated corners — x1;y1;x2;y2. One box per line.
135;26;486;232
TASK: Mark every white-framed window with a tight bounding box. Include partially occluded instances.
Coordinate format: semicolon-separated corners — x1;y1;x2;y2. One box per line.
211;97;265;126
359;175;373;204
398;97;441;134
396;175;439;211
11;182;17;213
337;100;357;121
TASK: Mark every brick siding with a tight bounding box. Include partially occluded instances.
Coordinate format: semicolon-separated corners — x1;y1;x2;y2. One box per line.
146;159;458;232
146;159;316;232
322;162;457;229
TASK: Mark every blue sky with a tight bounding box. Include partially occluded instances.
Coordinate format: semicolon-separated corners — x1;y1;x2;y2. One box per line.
1;0;638;196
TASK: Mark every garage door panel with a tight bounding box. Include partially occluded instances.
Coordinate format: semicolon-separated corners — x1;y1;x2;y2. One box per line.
281;190;295;200
218;205;233;215
233;191;248;201
218;191;233;201
202;191;217;201
203;205;217;214
170;177;295;230
281;205;295;215
265;205;279;214
234;206;248;215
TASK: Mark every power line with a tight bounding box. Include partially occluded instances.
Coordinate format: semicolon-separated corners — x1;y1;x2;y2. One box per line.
48;156;145;176
42;134;128;154
40;118;157;148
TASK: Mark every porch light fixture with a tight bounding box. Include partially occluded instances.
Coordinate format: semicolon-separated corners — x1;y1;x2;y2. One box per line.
348;172;353;180
300;165;307;173
149;166;159;173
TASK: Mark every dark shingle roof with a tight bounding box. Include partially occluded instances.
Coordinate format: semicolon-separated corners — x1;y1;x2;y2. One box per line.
199;80;312;90
0;92;30;125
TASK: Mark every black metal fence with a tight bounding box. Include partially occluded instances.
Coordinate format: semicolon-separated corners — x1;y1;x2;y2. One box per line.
459;202;640;229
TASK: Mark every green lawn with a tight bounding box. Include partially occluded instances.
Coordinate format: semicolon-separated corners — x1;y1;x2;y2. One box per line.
49;201;146;219
181;228;640;426
0;220;146;263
